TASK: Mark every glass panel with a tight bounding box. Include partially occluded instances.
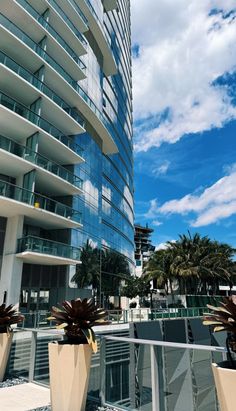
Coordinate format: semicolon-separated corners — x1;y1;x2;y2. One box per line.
0;88;83;156
16;0;86;68
34;334;62;384
7;331;31;379
0;51;85;130
104;340;143;410
0;14;115;148
47;0;87;44
0;179;82;224
7;331;226;411
17;236;81;261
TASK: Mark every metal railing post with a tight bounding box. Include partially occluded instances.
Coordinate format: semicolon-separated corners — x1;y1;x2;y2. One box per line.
29;330;37;382
150;344;160;411
99;337;106;406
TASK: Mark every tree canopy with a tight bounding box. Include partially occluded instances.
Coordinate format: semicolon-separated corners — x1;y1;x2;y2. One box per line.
145;232;236;296
72;239;100;289
121;276;151;299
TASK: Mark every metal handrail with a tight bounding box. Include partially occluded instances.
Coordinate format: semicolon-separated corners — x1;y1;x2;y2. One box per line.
101;334;227;353
10;327;227;411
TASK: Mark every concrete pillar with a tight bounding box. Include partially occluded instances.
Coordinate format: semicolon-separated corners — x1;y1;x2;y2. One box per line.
0;215;24;306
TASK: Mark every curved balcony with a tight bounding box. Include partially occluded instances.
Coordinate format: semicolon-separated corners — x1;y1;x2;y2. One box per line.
0;51;85;135
27;0;87;58
55;0;88;33
0;12;85;82
13;0;87;77
17;236;81;265
102;0;118;12
0;13;117;154
0;135;83;195
46;0;88;39
76;0;117;76
0;179;82;229
0;91;84;163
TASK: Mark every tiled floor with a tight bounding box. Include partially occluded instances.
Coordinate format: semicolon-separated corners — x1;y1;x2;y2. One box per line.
0;383;50;411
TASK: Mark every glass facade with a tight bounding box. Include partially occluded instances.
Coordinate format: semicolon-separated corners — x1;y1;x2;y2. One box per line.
0;0;133;309
72;0;134;298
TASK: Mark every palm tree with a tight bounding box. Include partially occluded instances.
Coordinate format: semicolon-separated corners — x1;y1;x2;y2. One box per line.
169;232;236;294
145;232;236;298
144;248;176;302
72;240;100;290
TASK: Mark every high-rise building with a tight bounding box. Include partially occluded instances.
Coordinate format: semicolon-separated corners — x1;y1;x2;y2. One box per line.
0;0;134;311
135;224;154;277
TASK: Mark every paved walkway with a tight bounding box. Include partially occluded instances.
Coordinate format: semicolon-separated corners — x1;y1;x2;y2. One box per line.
0;382;50;410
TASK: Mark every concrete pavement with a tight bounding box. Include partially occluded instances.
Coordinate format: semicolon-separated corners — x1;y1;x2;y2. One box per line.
0;382;50;410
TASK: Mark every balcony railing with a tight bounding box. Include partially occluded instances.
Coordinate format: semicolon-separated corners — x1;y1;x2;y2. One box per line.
0;179;82;224
0;13;86;82
0;135;83;190
0;13;116;151
0;91;83;157
0;51;85;129
17;236;81;260
83;0;114;52
46;0;87;44
67;0;88;27
16;0;86;69
7;328;228;410
17;307;212;329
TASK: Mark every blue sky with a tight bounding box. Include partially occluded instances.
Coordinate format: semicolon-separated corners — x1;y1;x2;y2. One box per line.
131;1;236;247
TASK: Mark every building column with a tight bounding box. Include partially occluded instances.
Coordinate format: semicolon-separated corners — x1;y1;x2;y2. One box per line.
0;215;24;306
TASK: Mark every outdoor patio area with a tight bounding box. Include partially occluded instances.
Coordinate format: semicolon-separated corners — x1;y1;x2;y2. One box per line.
0;318;228;411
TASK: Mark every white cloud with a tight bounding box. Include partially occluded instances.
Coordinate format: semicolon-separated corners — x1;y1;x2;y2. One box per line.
152;220;163;227
152;160;170;177
144;198;159;218
131;0;236;151
158;168;236;226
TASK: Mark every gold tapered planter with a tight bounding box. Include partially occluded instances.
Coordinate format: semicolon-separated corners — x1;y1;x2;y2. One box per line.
212;362;236;411
0;332;13;382
48;342;92;411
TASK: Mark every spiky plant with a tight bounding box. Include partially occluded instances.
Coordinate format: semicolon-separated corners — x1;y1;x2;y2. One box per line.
0;303;24;333
48;298;110;353
203;296;236;368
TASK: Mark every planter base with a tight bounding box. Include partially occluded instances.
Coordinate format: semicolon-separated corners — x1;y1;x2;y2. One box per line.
0;332;13;382
49;342;92;411
212;361;236;411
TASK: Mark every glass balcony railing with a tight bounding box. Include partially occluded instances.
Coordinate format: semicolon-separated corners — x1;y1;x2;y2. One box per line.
16;0;86;70
7;329;227;410
0;13;116;150
0;179;82;224
0;51;85;129
0;13;85;84
68;0;88;27
0;91;83;157
17;235;81;260
46;0;87;45
84;0;113;51
0;135;83;190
